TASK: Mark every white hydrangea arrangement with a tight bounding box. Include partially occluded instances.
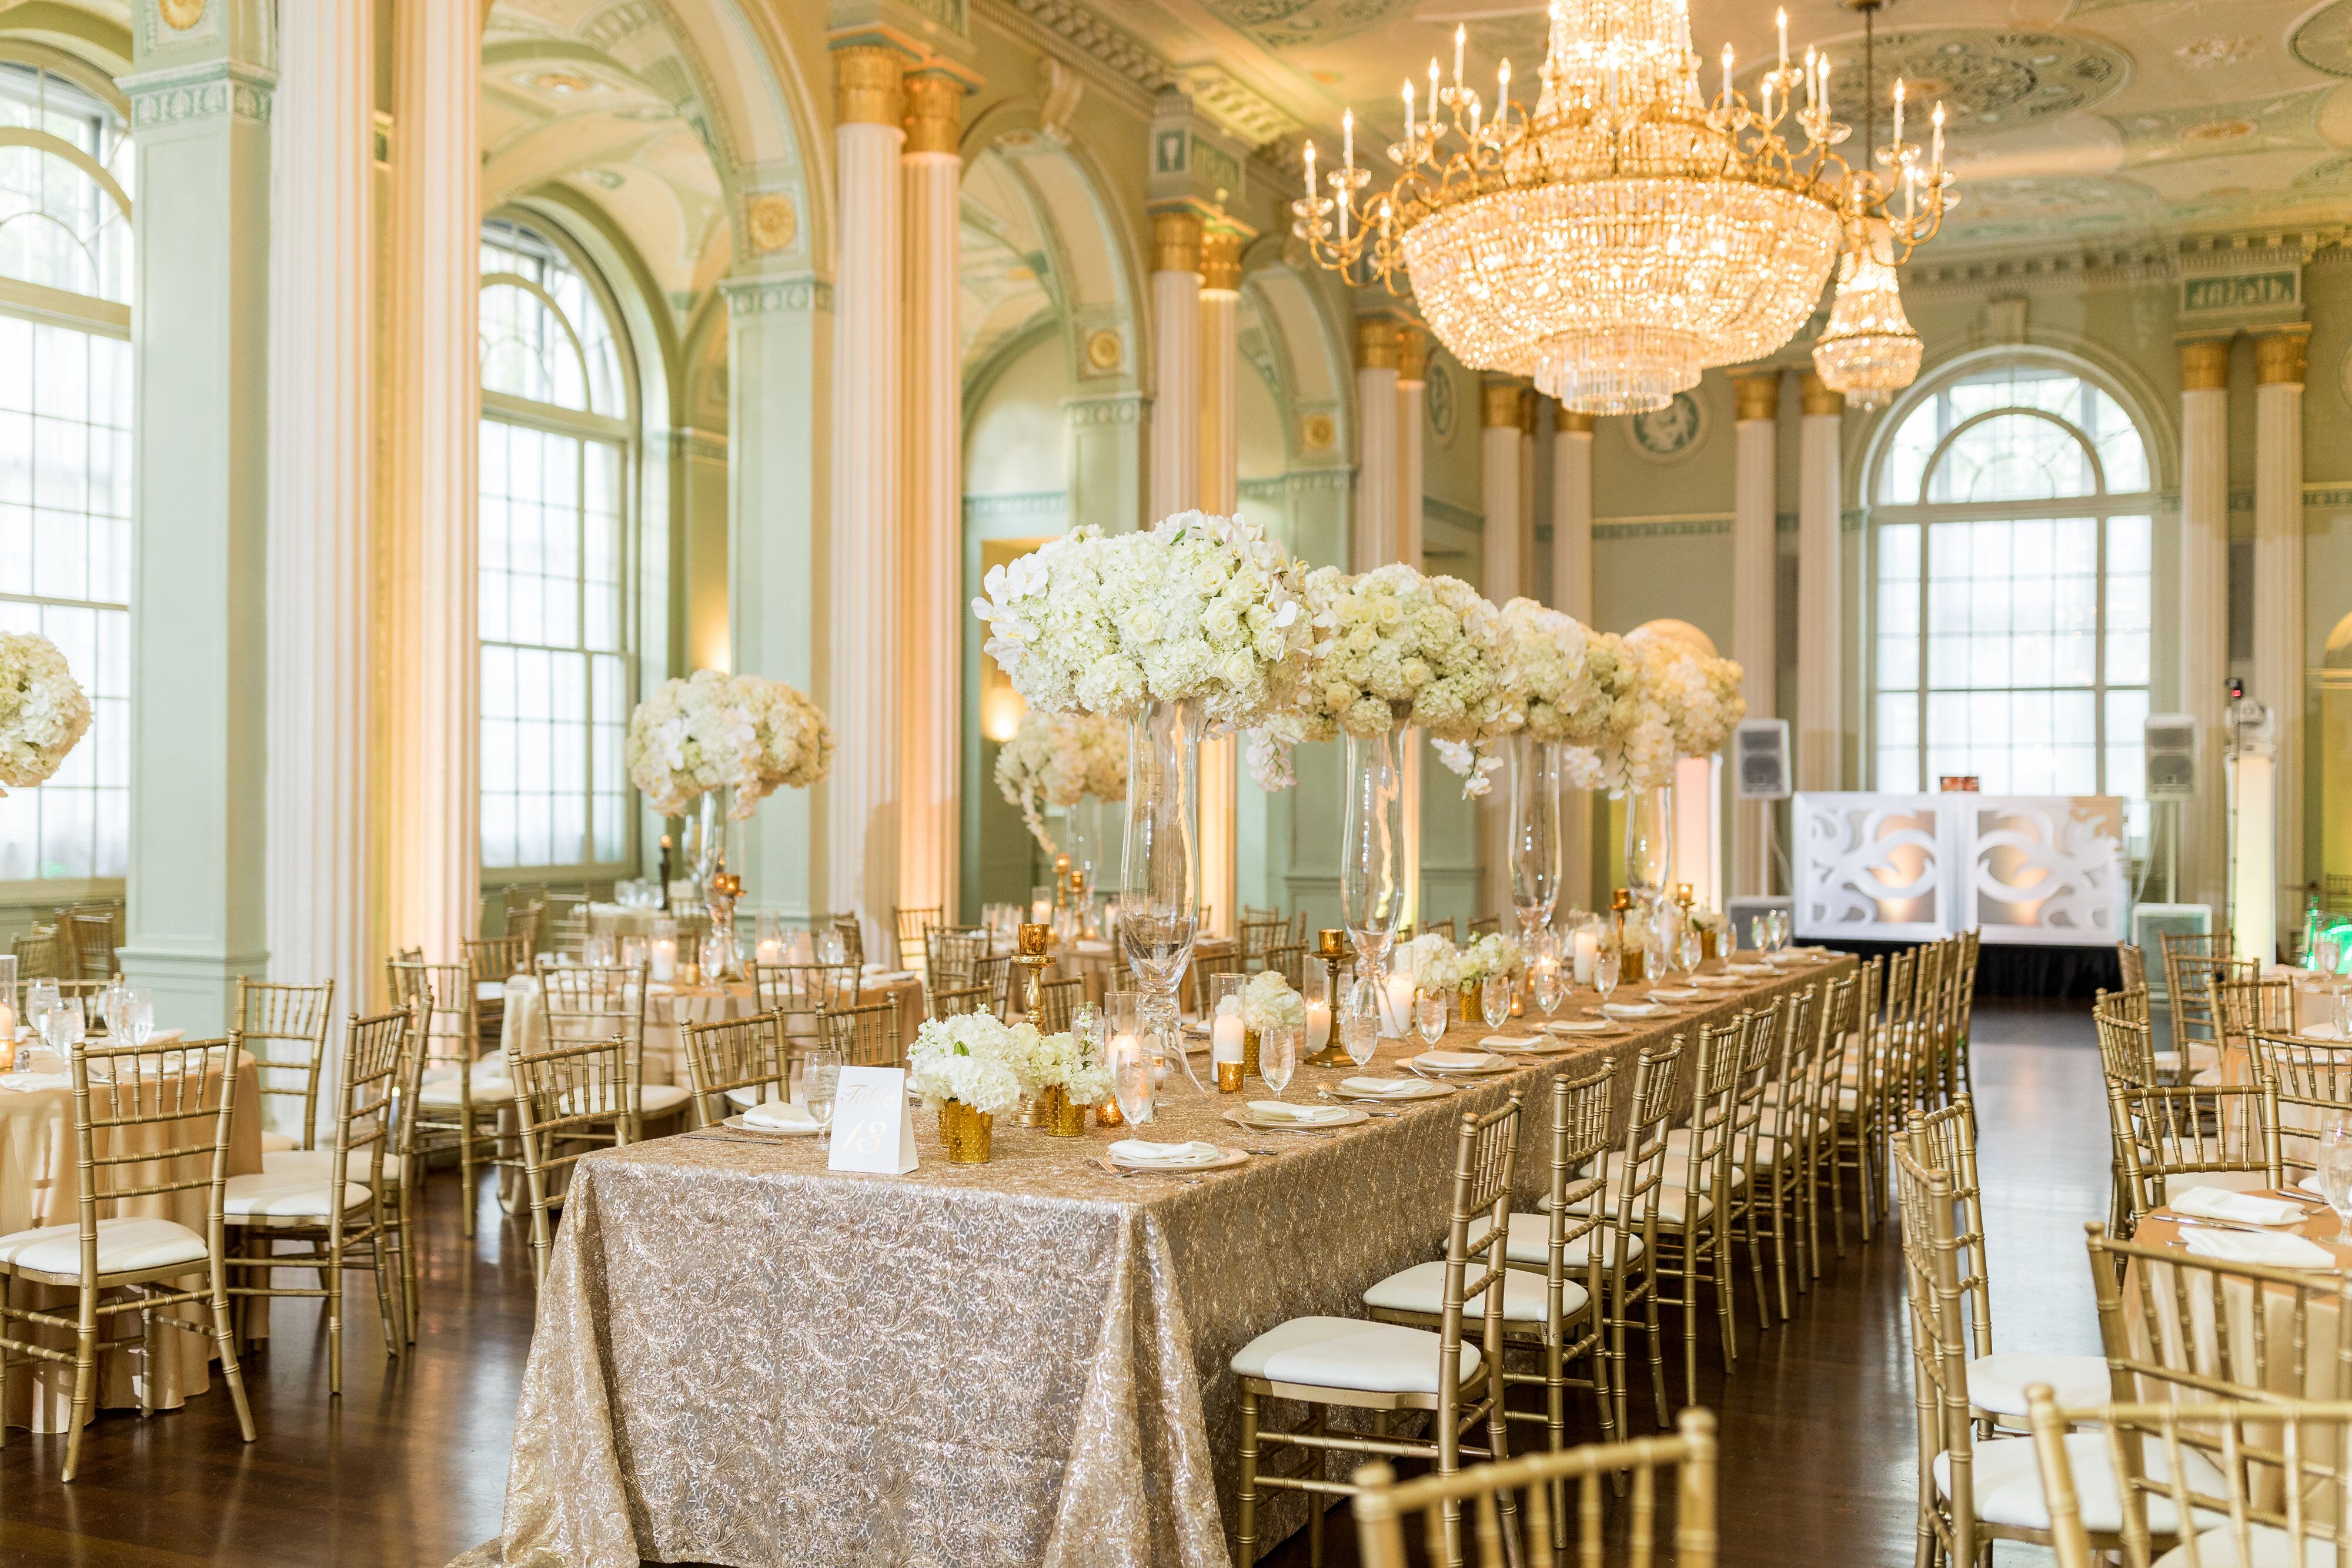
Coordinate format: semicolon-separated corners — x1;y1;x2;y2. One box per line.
625;670;834;820
1631;627;1747;763
1500;599;1598;745
969;511;1315;754
1456;932;1527;985
993;708;1127;854
907;1012;1029;1116
1553;633;1679;798
1393;932;1463;993
1022;1025;1111;1105
0;633;91;794
1238;968;1306;1035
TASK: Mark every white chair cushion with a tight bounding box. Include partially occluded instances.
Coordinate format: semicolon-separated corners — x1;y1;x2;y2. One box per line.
1965;1351;2110;1418
640;1082;692;1116
260;1148;405;1182
1935;1431;2224;1535
2157;1526;2329;1568
419;1072;514;1109
259;1130;299;1154
0;1216;206;1278
1363;1259;1589;1325
1550;1175;1715;1228
1613;1145;1745;1195
1232;1315;1481;1396
223;1172;373;1221
1503;1211;1645;1269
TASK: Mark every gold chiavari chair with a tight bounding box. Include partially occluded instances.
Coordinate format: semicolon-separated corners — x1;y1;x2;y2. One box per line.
2245;1028;2352;1186
1031;975;1085;1034
2210;974;2298;1077
1905;1099;2110;1432
924;926;988;998
1238;913;1287;969
9;930;55;981
390;959;509;1241
1186;947;1243;1015
0;1034;255;1480
233;976;335;1158
2105;1078;2284;1233
928;983;993;1021
1678;1002;1775;1334
1623;1014;1744;1403
1233;1094;1525;1566
828;913;866;969
2164;934;2249;1080
1743;985;1821;1320
538;962;684;1141
1467;915;1502;937
893;905;941;971
1788;971;1859;1269
222;1008;410;1395
505;1027;635;1288
752;961;861;1051
1262;941;1307;989
2023;1390;2352;1568
1349;1409;1719;1568
504;898;546;957
1425;917;1458;943
681;1011;796;1125
818;997;903;1069
1823;954;1885;1242
54;907;116;985
2116;939;2147;995
464;933;536;1054
973;952;1015;1019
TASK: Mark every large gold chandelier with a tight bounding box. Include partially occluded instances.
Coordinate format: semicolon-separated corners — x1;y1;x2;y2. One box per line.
1292;0;1955;415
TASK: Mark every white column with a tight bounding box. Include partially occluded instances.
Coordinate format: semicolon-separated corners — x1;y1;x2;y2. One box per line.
1480;379;1524;916
1148;210;1201;523
2253;327;2309;961
829;47;905;958
1516;389;1536;599
900;70;963;935
1798;375;1845;793
1396;327;1426;569
1552;410;1594;908
267;1;371;1051
1353;317;1398;569
380;0;480;967
1732;372;1779;901
1198;227;1241;938
2179;338;2231;917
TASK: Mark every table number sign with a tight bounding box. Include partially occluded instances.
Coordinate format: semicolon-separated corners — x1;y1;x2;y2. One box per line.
827;1066;918;1174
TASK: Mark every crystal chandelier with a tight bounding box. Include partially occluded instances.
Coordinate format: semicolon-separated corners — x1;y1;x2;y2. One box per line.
1291;0;1955;416
1809;1;1927;410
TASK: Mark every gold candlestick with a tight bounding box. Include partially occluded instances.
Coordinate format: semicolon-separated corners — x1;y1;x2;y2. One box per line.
1052;857;1071;910
1304;927;1355;1068
1016;922;1053;1019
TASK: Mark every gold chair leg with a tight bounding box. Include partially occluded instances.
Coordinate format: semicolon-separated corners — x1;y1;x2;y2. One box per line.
327;1235;345;1398
373;1227;403;1358
460;1121;478;1239
1307;1405;1327;1568
62;1283;97;1483
138;1300;156;1416
1235;1387;1260;1568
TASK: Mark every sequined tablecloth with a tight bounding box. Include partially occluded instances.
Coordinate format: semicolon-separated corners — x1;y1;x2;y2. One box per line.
455;954;1855;1568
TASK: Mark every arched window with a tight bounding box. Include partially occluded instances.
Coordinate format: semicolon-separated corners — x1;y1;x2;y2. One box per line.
1870;360;2154;824
0;59;132;882
477;219;634;875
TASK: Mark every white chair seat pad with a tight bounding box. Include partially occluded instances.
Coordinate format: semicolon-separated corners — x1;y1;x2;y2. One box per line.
1502;1211;1645;1269
1935;1432;2224;1534
1625;1144;1746;1193
1965;1351;2110;1417
1232;1315;1481;1396
259;1130;299;1154
223;1172;373;1221
420;1073;514;1109
640;1082;692;1116
261;1148;405;1182
1552;1178;1715;1228
0;1216;206;1277
2157;1526;2329;1568
1364;1259;1589;1325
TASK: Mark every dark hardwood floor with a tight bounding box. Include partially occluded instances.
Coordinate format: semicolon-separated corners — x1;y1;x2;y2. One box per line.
0;1002;2106;1567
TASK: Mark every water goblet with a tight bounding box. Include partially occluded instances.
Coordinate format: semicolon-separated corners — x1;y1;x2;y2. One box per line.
1108;1019;1155;1126
1259;1022;1299;1100
2323;1115;2352;1234
1768;910;1791;953
1341;977;1381;1069
122;995;154;1049
804;1047;844;1144
1594;947;1621;1008
1414;991;1449;1049
1479;972;1511;1029
1677;925;1703;979
1532;959;1565;1023
25;978;58;1044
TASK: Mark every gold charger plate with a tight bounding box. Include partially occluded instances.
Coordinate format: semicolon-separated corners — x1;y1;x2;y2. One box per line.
1221;1104;1371;1131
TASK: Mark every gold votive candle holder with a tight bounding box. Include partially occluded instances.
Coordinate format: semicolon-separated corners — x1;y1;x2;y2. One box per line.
1095;1095;1124;1128
1217;1060;1244;1092
1037;1084;1088;1137
940;1102;994;1164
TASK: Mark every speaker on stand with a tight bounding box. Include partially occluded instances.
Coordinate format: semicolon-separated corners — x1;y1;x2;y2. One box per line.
2143;714;2197;907
1732;720;1792;934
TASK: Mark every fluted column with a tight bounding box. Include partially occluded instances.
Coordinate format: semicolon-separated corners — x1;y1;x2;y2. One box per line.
1797;374;1844;793
830;46;906;958
1396;326;1427;568
2254;327;2310;959
1148;210;1202;522
1552;409;1594;910
379;0;480;969
1516;389;1537;600
900;69;963;933
2179;337;2231;917
267;2;372;1055
1353;317;1399;568
1732;372;1779;900
1197;227;1241;937
1481;379;1524;915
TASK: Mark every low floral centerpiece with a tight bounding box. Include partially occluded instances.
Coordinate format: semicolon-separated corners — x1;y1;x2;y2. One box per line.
1455;932;1527;1024
994;708;1127;855
0;633;91;794
1237;968;1305;1079
1021;1024;1111;1137
907;1013;1030;1164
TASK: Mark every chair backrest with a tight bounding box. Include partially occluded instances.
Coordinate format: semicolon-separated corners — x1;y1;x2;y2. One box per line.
1351;1409;1718;1566
1433;1092;1524;1454
1907;1098;1994;1362
2209;975;2297;1051
829;913;866;969
681;1010;794;1125
233;977;336;1152
2246;1029;2352;1180
2023;1391;2352;1568
1425;917;1457;943
2086;1221;2352;1410
971;952;1014;1018
1185;947;1243;1014
1238;914;1287;964
1892;1135;1981;1564
463;933;535;982
1809;971;1859;1122
68;1035;239;1272
2170;950;2254;1045
2104;1079;2283;1228
1033;975;1086;1034
818;997;903;1068
2093;992;2160;1085
893;905;941;969
1722;999;1781;1182
2116;940;2147;994
1262;941;1307;989
537;962;649;1049
550;905;589;962
56;907;117;983
751;961;858;1017
1679;1014;1750;1215
1608;1035;1688;1263
387;960;479;1076
1466;915;1501;937
928;983;993;1021
1540;1059;1619;1328
506;1026;634;1285
924;927;988;996
10;930;56;981
332;1008;412;1199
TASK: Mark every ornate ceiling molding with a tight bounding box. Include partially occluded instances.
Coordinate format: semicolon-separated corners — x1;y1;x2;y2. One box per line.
975;0;1302;156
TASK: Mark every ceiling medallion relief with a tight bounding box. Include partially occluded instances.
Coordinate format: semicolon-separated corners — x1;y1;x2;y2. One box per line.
1203;0;1416;50
2293;1;2352;77
747;193;796;255
156;0;205;29
1783;30;2130;133
2107;87;2333;166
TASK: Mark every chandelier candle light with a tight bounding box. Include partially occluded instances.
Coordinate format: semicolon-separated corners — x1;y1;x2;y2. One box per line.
1293;0;1955;414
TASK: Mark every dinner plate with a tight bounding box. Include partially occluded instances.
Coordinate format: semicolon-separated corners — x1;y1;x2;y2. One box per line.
1601;1002;1666;1019
1648;988;1701;1002
1544;1018;1621;1035
1106;1144;1249;1172
1692;975;1745;988
1408;1052;1515;1077
1334;1076;1456;1100
723;1113;823;1137
1481;1035;1576;1055
1723;963;1775;977
1224;1104;1371;1130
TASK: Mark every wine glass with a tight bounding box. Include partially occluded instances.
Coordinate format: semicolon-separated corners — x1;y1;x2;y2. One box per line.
1677;924;1703;981
1259;1022;1299;1101
122;993;153;1049
1532;958;1564;1024
2322;1115;2352;1233
1768;910;1790;954
25;978;58;1046
804;1046;843;1144
1108;1008;1155;1127
1480;972;1512;1029
1341;976;1380;1069
1414;991;1449;1049
1748;915;1769;958
1594;947;1621;1009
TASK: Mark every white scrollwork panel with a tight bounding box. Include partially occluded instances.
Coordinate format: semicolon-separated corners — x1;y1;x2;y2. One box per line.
1961;796;2125;945
1792;793;1951;942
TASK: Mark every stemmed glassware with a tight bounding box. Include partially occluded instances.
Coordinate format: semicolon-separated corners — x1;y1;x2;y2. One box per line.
1532;957;1565;1027
1480;972;1512;1030
1414;991;1449;1049
1593;947;1621;1010
2322;1115;2352;1233
804;1046;843;1144
1341;973;1381;1069
1258;1023;1299;1102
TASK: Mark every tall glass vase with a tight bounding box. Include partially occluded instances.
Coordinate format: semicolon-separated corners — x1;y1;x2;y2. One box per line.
1623;781;1674;911
1120;699;1207;1094
691;790;739;979
1067;794;1102;911
1508;735;1562;942
1341;727;1406;983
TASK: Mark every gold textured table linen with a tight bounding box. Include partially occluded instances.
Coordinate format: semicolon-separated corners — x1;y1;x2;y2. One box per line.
455;955;1853;1568
0;1051;263;1432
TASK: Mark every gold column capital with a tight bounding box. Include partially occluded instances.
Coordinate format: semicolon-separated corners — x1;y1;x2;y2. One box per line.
1516;387;1537;435
2178;335;2234;390
1356;316;1398;371
1557;410;1595;434
833;46;905;128
901;71;964;155
1200;227;1245;293
1395;325;1428;386
1482;377;1524;429
2254;326;2311;387
1732;370;1782;423
1799;372;1844;417
1151;209;1203;275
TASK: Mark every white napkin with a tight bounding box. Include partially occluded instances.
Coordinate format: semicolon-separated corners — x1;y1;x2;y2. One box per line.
1725;963;1774;977
1693;975;1744;988
0;1072;71;1093
1602;1002;1665;1019
1648;988;1700;1002
864;970;920;985
1415;1050;1498;1071
1546;1019;1614;1034
1248;1099;1349;1124
1341;1077;1429;1096
742;1101;817;1132
2169;1186;2306;1226
1108;1138;1219;1167
2180;1229;2338;1270
1480;1034;1547;1051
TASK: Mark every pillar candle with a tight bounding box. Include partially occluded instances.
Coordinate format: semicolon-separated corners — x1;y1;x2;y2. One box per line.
1211;1001;1245;1066
1382;971;1416;1038
1306;998;1331;1053
754;937;783;967
652;938;677;983
1573;930;1598;985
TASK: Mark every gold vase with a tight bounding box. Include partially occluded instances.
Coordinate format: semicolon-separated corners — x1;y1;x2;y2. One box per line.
1458;983;1485;1027
1036;1083;1088;1137
1241;1027;1261;1083
1623;949;1646;984
1700;929;1718;962
940;1102;994;1164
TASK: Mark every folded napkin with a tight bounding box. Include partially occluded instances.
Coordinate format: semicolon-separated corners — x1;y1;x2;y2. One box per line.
1341;1077;1429;1096
1108;1138;1219;1167
2180;1228;2338;1270
864;970;920;985
1602;1002;1664;1018
1415;1050;1499;1071
2169;1186;2306;1226
0;1072;71;1093
1693;976;1745;988
1648;988;1700;1002
1248;1099;1350;1123
742;1100;817;1132
1480;1034;1548;1052
1725;963;1774;977
1546;1019;1615;1034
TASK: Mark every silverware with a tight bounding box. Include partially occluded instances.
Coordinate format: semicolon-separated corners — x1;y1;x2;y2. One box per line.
2261;1189;2329;1208
2169;1215;2288;1236
1318;1090;1399;1116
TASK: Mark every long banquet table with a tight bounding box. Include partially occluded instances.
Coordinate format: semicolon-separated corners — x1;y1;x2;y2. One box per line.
456;952;1856;1568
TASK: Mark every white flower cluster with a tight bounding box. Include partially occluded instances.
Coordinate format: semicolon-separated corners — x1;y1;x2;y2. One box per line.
970;511;1314;735
0;633;90;794
625;670;834;820
1499;599;1598;745
1556;633;1679;798
1238;968;1306;1035
1631;627;1746;763
1456;932;1527;985
1393;932;1462;993
907;1012;1030;1116
1023;1025;1111;1104
993;708;1127;854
